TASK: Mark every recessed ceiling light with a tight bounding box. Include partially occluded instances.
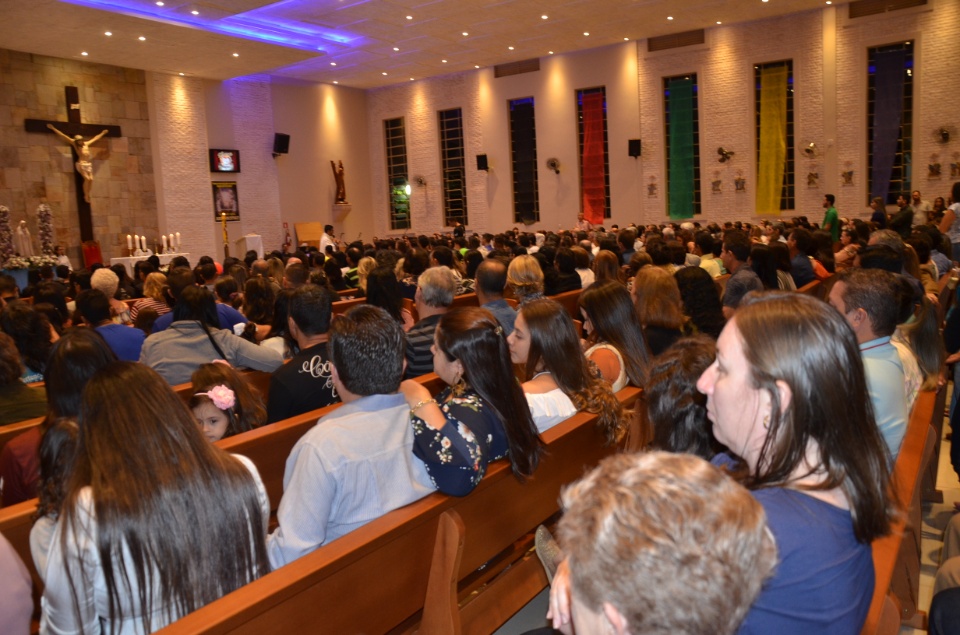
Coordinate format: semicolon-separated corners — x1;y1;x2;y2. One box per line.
406;15;412;20
81;51;88;56
409;77;414;81
330;62;337;66
462;32;468;36
191;10;199;15
474;65;480;68
624;37;629;41
716;20;722;24
825;0;831;3
541;15;548;20
382;72;388;75
155;1;163;5
762;0;769;3
548;50;554;55
442;59;448;63
667;16;673;20
508;46;514;50
232;53;239;57
583;32;589;36
333;81;338;84
179;72;184;76
104;31;112;36
138;36;146;41
393;47;399;51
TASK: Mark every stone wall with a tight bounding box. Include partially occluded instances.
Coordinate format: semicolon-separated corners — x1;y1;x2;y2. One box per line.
0;49;156;263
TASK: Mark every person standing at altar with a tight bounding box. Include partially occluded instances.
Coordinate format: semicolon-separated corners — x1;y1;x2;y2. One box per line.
319;224;339;256
54;246;72;271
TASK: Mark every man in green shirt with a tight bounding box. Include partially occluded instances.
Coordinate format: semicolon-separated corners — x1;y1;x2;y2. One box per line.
821;194;839;243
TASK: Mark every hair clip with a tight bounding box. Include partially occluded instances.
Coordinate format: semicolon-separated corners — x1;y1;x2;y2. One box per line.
195;384;236;411
494;325;503;336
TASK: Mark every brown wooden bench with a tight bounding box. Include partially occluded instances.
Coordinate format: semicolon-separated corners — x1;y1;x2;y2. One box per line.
796;278;822;298
0;416;44;458
860;386;940;635
156;386;641;635
171;369;274;406
548;289;583;320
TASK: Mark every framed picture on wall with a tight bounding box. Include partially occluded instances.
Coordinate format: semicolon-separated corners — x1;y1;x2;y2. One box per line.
210;149;241;173
212;181;240;221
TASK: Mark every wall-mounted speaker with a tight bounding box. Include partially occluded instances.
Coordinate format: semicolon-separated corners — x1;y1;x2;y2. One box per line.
476;154;489;171
273;133;290;156
628;139;641;158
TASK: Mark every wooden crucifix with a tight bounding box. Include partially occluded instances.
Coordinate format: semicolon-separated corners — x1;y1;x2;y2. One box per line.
24;86;122;242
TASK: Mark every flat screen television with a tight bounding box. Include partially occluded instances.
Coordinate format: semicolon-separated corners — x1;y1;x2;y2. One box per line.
209;149;240;173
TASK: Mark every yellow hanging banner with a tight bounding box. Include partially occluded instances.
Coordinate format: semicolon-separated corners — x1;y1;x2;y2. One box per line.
756;66;788;216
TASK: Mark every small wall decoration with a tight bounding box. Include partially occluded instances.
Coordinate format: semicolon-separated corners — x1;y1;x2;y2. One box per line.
929;163;942;179
711;179;723;194
209;149;240;173
647;176;658;197
734;171;746;192
841;170;854;186
807;172;819;188
212;182;240;221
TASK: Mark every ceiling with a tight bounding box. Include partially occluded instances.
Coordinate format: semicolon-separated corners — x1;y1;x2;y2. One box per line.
0;0;833;89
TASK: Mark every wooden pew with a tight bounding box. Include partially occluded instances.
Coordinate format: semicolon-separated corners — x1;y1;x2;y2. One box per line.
171;369;274;405
548;289;582;320
860;387;940;635
796;279;822;298
0;416;44;458
156;387;641;635
715;273;731;298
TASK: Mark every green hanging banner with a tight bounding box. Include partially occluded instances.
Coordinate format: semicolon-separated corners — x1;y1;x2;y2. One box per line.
756;66;788;216
667;77;695;220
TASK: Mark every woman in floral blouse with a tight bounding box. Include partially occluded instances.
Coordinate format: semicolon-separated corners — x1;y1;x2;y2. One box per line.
400;307;544;496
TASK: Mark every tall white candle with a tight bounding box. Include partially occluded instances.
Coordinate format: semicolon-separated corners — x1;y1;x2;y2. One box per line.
141;235;147;251
127;234;133;250
168;234;175;252
175;232;181;250
134;235;139;251
162;235;168;250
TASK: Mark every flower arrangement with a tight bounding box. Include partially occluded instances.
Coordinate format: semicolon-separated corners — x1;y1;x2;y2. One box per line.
37;204;54;255
3;255;58;270
0;206;12;267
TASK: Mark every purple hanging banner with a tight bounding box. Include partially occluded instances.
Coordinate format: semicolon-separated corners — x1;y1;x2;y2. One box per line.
870;50;906;202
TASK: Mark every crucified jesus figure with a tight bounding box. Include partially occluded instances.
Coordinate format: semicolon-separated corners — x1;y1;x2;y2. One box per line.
47;124;109;203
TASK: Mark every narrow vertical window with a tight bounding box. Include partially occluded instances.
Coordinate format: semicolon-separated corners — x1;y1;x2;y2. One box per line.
868;41;913;205
754;61;794;213
509;97;539;224
384;117;410;231
664;75;700;218
577;87;610;222
438;108;468;227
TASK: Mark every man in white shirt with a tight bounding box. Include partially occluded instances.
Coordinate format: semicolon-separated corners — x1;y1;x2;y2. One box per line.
319;224;339;255
266;305;434;568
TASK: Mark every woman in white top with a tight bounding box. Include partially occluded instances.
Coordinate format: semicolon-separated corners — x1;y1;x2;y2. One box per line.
577;280;650;392
507;298;622;441
938;182;960;262
41;362;270;634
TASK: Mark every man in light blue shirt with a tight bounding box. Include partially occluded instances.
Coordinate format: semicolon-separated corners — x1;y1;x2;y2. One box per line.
828;268;907;460
267;305;434;568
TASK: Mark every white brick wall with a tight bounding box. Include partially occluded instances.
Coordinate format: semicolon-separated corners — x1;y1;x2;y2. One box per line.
367;73;487;237
147;72;217;262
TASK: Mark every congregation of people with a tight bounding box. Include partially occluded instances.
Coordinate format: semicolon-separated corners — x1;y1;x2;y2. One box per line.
1;184;960;634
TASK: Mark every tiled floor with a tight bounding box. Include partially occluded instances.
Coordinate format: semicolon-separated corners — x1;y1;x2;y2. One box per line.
900;408;957;635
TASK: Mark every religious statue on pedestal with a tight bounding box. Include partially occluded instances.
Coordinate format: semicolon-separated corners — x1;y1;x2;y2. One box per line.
15;221;34;257
331;160;348;204
47;124;110;202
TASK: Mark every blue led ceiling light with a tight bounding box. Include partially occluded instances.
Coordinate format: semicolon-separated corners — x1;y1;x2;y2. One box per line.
59;0;362;52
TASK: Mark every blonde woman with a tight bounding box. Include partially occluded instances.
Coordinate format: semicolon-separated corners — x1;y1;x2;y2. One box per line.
130;272;171;321
507;254;545;305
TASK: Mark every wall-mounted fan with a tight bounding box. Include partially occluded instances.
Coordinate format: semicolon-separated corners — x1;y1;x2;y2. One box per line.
717;147;734;163
933;127;957;144
803;142;818;158
546;158;561;174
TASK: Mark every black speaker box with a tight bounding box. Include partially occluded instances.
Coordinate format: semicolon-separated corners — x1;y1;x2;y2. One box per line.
628;139;641;157
476;154;489;171
273;133;290;155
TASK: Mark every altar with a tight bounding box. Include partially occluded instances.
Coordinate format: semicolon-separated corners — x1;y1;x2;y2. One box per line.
110;252;191;277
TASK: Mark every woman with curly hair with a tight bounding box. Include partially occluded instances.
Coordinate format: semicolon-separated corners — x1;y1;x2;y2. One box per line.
674;266;726;340
577;280;649;391
507;254;545;305
189;362;267;442
508;298;623;441
0;301;57;383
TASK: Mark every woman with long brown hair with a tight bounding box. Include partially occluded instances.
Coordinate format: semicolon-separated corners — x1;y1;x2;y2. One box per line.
508;298;623;441
400;307;544;496
41;362;270;633
631;266;687;356
577;280;649;391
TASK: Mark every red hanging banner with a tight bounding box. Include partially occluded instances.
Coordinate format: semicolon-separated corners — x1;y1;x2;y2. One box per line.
581;92;606;225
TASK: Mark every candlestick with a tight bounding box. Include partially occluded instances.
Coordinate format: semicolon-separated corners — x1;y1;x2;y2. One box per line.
126;234;133;250
140;235;147;251
134;234;139;251
162;235;168;251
